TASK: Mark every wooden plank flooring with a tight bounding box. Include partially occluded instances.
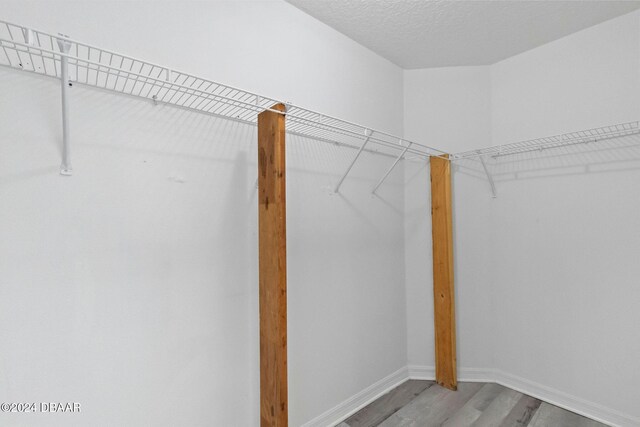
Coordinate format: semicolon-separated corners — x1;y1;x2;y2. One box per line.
342;380;434;427
339;381;607;427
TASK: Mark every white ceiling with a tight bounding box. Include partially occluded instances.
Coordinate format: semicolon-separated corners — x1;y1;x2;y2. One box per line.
286;0;640;69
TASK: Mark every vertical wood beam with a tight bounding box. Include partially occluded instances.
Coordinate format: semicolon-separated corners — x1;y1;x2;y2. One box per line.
430;154;457;390
258;103;288;427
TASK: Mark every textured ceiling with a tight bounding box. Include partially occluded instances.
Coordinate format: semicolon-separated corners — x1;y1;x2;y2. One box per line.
286;0;640;68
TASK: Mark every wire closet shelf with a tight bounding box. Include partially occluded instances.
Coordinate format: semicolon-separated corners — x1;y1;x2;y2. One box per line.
0;20;446;162
451;121;640;160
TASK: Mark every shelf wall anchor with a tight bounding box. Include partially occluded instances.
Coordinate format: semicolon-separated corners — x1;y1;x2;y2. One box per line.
57;34;72;176
479;155;496;198
371;141;412;194
333;129;373;193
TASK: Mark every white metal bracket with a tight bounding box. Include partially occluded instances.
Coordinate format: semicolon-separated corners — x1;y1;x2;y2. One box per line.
56;34;72;176
22;27;34;45
479;155;496;198
150;68;172;103
372;140;412;194
333;129;373;193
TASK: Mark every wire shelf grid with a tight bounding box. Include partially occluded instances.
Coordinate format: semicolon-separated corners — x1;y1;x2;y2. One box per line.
3;19;638;174
0;20;446;160
451;121;640;160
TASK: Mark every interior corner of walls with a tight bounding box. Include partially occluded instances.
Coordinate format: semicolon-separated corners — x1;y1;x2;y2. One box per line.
406;366;640;427
299;366;409;427
492;370;640;427
407;365;435;380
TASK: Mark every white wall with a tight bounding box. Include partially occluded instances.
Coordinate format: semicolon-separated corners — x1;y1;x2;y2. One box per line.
489;10;640;425
404;66;493;154
0;2;407;426
404;10;640;426
491;9;640;144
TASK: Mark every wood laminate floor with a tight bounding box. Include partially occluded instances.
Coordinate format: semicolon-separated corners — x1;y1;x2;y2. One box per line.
337;381;607;427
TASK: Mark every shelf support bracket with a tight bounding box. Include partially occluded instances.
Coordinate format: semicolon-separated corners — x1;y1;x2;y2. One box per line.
479;156;496;198
22;27;34;45
57;34;72;176
333;129;373;193
372;141;412;194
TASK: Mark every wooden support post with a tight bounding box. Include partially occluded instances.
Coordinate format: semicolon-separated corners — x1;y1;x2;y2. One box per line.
258;103;288;427
430;154;457;390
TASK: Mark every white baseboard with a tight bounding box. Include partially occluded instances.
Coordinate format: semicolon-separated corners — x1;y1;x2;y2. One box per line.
302;365;639;427
300;366;409;427
492;369;640;427
406;364;434;379
458;367;496;383
406;365;640;427
408;365;493;382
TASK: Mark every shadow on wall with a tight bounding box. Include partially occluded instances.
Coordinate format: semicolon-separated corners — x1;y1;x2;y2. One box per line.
0;66;405;189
